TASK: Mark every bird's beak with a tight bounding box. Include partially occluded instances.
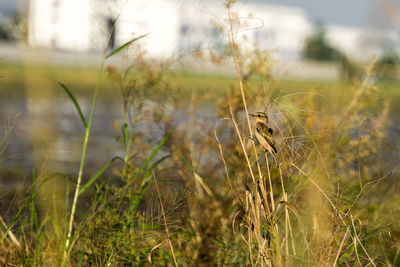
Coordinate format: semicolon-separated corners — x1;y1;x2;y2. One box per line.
249;113;255;117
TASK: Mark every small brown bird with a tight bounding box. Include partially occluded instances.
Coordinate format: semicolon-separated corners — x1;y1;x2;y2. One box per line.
249;112;277;154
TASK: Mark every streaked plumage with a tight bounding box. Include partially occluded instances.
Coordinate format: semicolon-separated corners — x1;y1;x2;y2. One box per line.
250;112;277;154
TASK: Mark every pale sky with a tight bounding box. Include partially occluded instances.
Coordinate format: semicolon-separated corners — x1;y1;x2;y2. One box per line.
0;0;15;15
256;0;398;28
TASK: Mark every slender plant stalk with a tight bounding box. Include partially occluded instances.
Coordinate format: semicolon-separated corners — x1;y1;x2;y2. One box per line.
122;127;133;177
214;119;240;198
350;215;376;266
226;4;263;181
60;19;148;264
332;227;349;266
265;156;275;211
265;155;282;262
225;1;272;218
226;2;281;265
62;58;106;265
0;215;21;248
225;2;273;223
246;190;255;267
229;104;270;221
287;201;296;256
277;159;290;260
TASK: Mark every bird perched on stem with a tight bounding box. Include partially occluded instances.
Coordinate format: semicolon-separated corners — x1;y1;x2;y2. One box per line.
249;112;277;154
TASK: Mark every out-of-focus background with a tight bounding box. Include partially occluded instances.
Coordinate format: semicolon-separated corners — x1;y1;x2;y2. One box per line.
1;0;400;73
1;1;400;266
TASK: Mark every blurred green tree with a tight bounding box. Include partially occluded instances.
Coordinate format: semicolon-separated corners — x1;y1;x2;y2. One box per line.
304;22;342;62
377;51;400;80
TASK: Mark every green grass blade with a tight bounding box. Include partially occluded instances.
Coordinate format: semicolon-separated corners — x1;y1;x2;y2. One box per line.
0;172;56;245
131;130;172;211
142;155;171;185
105;33;150;60
0;198;27;244
77;250;84;267
140;131;172;171
30;169;38;232
78;156;123;195
121;122;128;146
131;155;171;212
58;82;88;128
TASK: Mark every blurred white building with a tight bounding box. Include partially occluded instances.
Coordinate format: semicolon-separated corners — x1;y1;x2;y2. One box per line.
26;0;400;61
26;0;310;59
28;0;106;52
115;0;180;58
326;25;400;61
179;1;310;60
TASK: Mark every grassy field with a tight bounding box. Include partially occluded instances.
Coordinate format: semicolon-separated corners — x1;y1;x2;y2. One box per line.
1;31;400;267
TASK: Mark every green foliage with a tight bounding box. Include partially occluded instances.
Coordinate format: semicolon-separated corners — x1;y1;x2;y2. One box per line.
378;51;400;66
105;33;149;60
377;52;400;80
304;22;343;62
0;23;12;40
131;132;172;212
78;157;123;195
58;82;88;128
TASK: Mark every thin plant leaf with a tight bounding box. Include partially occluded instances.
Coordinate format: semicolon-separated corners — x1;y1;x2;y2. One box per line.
279;200;301;223
77;250;85;267
121;122;128;146
58;82;87;128
0;172;55;246
132;154;171;212
178;153;213;197
78;156;123;195
142;155;171;183
0;200;26;246
148;241;166;264
105;33;150;60
140;131;172;171
30;169;38;232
